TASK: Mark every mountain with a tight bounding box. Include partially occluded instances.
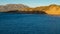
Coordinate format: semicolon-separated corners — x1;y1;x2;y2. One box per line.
0;4;29;12
0;4;60;15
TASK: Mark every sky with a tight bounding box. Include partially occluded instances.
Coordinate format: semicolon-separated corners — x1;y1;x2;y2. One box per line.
0;0;60;7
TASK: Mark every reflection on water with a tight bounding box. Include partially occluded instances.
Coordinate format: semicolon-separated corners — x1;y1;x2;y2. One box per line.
0;13;60;34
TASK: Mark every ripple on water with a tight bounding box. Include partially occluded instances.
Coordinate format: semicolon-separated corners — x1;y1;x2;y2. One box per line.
0;13;60;34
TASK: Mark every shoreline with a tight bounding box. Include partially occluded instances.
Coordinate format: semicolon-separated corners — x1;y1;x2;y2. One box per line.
0;10;46;14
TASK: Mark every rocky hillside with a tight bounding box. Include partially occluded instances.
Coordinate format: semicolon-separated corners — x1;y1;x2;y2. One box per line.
45;4;60;15
0;4;60;15
19;4;60;15
0;4;29;12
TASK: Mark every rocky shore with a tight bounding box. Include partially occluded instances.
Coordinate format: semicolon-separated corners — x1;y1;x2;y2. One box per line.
4;10;46;14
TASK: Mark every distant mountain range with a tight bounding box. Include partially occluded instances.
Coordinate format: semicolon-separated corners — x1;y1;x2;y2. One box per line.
0;4;29;12
0;4;60;15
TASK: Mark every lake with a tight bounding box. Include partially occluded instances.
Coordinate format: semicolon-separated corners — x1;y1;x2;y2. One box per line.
0;13;60;34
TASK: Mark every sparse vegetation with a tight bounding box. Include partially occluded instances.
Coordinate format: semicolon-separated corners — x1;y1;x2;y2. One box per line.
0;4;60;15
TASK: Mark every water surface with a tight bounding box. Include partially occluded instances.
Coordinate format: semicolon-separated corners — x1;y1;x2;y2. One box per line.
0;13;60;34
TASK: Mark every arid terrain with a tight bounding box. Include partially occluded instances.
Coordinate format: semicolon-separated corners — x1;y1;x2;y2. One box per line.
0;4;60;15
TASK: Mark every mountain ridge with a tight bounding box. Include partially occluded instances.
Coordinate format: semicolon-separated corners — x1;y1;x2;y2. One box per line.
0;4;60;15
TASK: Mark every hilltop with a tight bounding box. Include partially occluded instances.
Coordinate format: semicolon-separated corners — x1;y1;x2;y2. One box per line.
0;4;29;12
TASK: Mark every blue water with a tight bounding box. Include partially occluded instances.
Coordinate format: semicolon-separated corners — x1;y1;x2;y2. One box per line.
0;13;60;34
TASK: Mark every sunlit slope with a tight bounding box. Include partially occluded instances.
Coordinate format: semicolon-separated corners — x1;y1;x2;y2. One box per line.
0;4;60;15
45;4;60;15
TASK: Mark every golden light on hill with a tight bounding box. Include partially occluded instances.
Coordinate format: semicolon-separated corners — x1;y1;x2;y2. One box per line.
0;4;60;15
45;4;60;15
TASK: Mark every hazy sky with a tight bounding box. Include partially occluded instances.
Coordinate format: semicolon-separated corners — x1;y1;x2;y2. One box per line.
0;0;60;7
